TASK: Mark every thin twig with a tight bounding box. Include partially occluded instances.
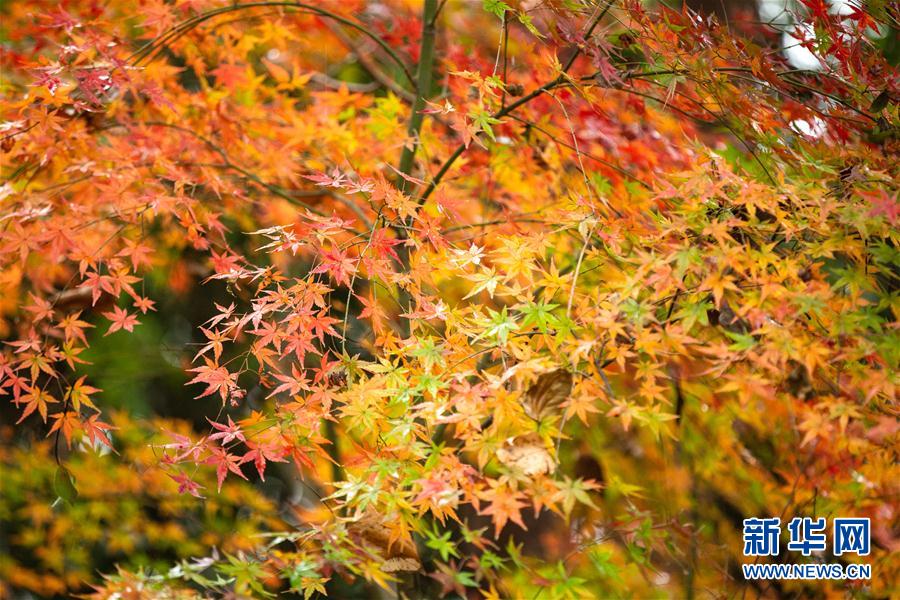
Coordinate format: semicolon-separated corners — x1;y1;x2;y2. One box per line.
419;0;615;203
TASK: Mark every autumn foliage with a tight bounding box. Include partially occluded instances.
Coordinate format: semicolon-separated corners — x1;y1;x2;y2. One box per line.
1;0;898;597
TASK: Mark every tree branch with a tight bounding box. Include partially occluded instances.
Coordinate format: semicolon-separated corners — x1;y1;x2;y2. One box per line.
418;0;615;203
323;20;417;103
396;0;440;191
130;2;415;88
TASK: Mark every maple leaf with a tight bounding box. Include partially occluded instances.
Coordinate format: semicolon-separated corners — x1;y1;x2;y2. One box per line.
310;310;341;342
107;268;140;298
607;399;640;431
24;294;54;321
65;375;100;412
16;388;58;424
283;330;320;362
159;430;203;462
207;302;237;328
268;364;311;398
210;250;242;275
207;416;246;445
103;306;140;335
56;311;94;345
368;228;402;261
863;190;899;225
48;410;80;447
702;270;739;308
206;446;248;491
401;297;449;322
195;327;229;362
2;0;897;592
40;7;80;31
74;67;114;105
4;334;41;354
478;484;528;535
81;414;116;451
552;477;601;517
563;389;602;424
117;240;154;271
357;293;388;332
451;243;485;268
187;360;239;403
590;44;622;85
0;368;30;405
463;268;502;299
209;62;248;90
304;168;349;188
372;175;419;221
83;271;115;306
250;319;282;352
311;246;357;286
168;471;205;498
133;296;156;314
346;177;375;195
240;442;287;480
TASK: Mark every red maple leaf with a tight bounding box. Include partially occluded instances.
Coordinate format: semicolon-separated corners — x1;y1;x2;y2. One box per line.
240;442;287;480
209;62;247;89
311;246;357;286
206;446;247;491
169;471;204;498
207;416;246;445
268;363;311;398
187;360;239;402
863;190;899;225
82;414;116;451
304;168;348;188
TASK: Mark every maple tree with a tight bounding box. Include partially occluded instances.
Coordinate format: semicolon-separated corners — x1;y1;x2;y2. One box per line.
1;0;898;597
0;412;282;596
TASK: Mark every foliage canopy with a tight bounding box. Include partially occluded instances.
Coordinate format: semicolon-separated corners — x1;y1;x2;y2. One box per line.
1;0;898;597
